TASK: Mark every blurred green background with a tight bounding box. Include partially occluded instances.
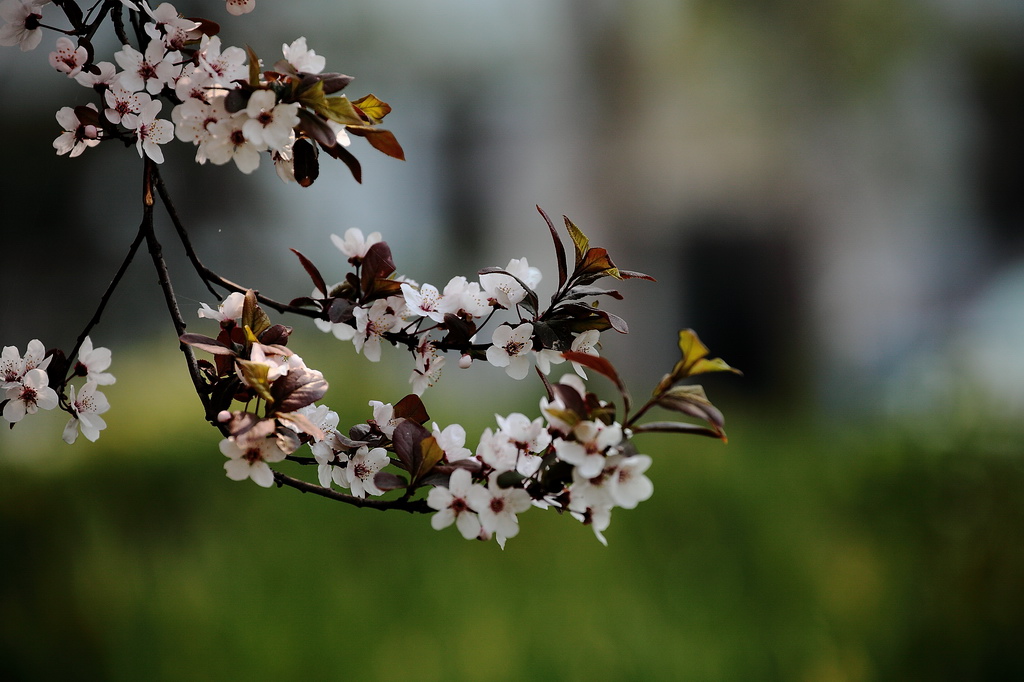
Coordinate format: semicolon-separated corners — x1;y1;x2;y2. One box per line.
3;0;1024;679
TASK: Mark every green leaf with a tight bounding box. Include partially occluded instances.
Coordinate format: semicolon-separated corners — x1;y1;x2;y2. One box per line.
415;435;445;481
241;290;271;338
352;93;392;124
245;45;261;87
670;329;741;381
234;359;274;404
321;95;364;126
564;216;589;267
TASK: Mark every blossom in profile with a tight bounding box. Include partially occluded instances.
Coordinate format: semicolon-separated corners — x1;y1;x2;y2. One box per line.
197;291;246;324
75;336;116;385
569;329;600;378
53;104;101;158
479;257;542;309
0;0;47;52
330;228;382;261
62;381;110;443
282;36;324;74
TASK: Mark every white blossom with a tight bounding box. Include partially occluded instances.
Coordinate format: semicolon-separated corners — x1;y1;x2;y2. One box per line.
48;36;87;78
75;336;115;385
467;474;532;543
122;99;174;163
346;445;389;498
485;322;533;380
3;368;57;423
53;104;101;158
480;257;542;309
330;227;382;261
220;437;287;487
62;381;110;443
0;0;47;51
282;36;324;74
426;468;482;539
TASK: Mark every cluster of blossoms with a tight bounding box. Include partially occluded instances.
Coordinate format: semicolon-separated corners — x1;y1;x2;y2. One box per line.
5;0;398;182
3;0;738;548
1;337;114;444
182;215;737;547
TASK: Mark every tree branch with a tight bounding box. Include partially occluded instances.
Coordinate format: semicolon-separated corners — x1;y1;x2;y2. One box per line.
273;471;432;513
151;168;320;318
141;159;212;416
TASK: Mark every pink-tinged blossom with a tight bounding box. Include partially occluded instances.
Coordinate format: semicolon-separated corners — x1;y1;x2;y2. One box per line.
607;454;654;509
569;329;600;378
48;37;87;78
220;437;287;487
282;36;324;74
554;420;622;478
144;2;200;51
432;422;472;462
53;104;101;157
74;60;117;88
296;403;342;487
368;400;401;439
427;468;483;539
114;40;181;95
330;227;381;261
410;342;444;395
104;84;150;125
0;0;46;51
1;339;50;389
3;368;58;423
479;257;542;309
467;474;532;543
172;97;230;158
346;445;389;498
353;299;398;362
173;63;215;104
62;381;110;443
122;99;174;163
225;0;254;16
486;322;533;380
477;413;548;476
242;90;299;151
202;115;266;173
75;336;115;385
197;291;245;324
197;35;247;86
437;276;491;319
401;281;444;322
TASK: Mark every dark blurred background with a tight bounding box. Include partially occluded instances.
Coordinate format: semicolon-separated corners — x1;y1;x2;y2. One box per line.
2;1;1024;679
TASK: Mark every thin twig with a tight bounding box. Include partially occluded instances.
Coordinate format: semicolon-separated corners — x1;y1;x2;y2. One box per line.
151;168;320;318
141;159;212;416
64;223;146;383
273;471;431;513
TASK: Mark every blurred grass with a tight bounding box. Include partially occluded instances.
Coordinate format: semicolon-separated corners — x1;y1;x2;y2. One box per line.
2;340;1024;681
